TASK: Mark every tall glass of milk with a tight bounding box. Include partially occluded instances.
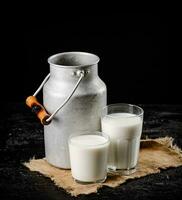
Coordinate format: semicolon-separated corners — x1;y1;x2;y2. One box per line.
101;103;143;175
68;132;110;184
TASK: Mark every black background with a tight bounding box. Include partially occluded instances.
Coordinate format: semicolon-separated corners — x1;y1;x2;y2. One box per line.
1;12;177;104
1;10;182;200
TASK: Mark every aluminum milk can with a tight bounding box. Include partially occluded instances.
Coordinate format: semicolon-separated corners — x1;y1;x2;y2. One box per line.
26;52;106;169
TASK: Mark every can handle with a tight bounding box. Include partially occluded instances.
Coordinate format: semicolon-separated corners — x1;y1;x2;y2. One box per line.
26;70;85;125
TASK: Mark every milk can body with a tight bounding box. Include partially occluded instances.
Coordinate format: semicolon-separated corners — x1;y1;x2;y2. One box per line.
43;52;106;168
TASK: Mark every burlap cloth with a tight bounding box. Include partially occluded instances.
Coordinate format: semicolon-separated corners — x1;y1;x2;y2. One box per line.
24;137;182;196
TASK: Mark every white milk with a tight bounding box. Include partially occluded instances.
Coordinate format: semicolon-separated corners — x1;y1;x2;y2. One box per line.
69;134;109;182
101;113;143;170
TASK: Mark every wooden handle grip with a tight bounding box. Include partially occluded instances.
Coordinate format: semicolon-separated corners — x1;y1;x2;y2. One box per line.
26;96;51;125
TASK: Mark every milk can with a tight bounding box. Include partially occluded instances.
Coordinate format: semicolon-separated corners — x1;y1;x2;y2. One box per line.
26;52;107;168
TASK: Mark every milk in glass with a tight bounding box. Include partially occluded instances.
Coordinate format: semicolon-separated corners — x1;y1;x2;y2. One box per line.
69;134;109;183
101;113;143;170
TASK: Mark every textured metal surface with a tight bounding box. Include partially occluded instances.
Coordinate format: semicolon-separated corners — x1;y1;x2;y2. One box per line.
0;103;182;200
43;52;106;168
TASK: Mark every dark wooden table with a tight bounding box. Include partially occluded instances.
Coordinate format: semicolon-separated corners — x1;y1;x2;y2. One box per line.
0;103;182;200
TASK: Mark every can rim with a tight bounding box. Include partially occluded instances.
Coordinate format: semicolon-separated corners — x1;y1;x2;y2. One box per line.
48;52;100;69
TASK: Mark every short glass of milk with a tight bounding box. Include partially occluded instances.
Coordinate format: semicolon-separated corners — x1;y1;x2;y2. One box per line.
101;103;144;175
68;132;110;184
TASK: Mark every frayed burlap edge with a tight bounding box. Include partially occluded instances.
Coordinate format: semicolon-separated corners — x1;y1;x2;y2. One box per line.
24;137;182;196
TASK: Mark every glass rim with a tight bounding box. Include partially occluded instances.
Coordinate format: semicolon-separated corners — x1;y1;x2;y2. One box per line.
68;131;110;147
102;103;144;118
